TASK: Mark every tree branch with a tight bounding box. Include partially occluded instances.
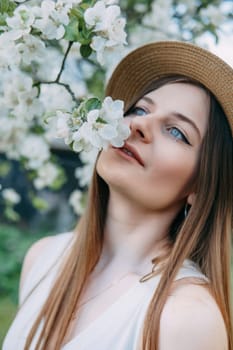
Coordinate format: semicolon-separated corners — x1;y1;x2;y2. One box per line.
14;0;32;4
55;41;73;83
38;80;77;103
34;41;77;102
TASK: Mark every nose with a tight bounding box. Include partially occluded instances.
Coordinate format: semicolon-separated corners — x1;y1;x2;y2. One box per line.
128;116;153;143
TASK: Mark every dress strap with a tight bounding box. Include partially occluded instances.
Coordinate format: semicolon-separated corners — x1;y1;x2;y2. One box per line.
174;259;209;283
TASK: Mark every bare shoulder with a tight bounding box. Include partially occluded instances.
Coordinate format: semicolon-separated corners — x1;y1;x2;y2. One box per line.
19;232;73;291
159;279;228;350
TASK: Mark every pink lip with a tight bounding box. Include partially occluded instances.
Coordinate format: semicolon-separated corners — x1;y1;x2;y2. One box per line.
113;142;144;167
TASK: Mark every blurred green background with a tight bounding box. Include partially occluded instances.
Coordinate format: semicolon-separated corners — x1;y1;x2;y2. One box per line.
0;223;52;347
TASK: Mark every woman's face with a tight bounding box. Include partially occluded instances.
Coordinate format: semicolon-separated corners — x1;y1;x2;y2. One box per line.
97;82;210;213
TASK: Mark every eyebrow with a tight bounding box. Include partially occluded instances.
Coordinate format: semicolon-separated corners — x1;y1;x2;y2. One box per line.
140;96;201;139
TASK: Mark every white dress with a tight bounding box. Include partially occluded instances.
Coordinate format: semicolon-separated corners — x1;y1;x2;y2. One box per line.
3;232;209;350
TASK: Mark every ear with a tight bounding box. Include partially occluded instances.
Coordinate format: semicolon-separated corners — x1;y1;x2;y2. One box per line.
187;192;196;206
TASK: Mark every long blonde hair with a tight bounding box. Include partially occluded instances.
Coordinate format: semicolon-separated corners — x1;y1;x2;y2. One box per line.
25;77;233;350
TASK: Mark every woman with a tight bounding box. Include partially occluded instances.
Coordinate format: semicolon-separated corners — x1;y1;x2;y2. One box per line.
3;41;233;350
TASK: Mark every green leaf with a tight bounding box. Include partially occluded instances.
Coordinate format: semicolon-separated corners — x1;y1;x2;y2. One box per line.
4;206;20;222
80;44;92;58
0;0;16;15
65;11;92;44
0;161;11;177
85;97;102;111
80;29;93;43
30;124;46;135
64;18;80;42
49;168;66;191
31;196;49;211
70;7;84;20
0;13;7;25
0;0;10;13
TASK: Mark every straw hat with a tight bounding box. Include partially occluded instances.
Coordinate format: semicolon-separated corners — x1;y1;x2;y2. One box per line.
106;41;233;136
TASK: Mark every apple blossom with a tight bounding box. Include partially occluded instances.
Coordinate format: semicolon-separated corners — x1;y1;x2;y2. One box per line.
84;1;127;65
0;116;27;158
16;34;47;65
33;0;70;40
6;5;35;39
3;71;44;120
75;148;98;187
69;189;85;215
19;135;50;169
2;188;21;205
200;4;225;26
0;0;231;221
34;162;60;190
0;33;21;70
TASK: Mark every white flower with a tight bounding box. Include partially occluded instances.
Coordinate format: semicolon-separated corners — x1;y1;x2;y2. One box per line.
40;84;74;113
72;122;102;151
84;1;105;27
71;96;130;151
90;36;107;64
142;0;177;38
34;162;60;189
6;5;35;39
69;189;85;215
16;34;46;65
55;110;72;142
110;120;131;147
3;71;44;120
82;109;116;149
84;1;127;65
4;72;33;107
103;0;119;4
85;2;126;43
200;5;225;26
101;96;124;121
57;0;81;8
179;0;197;13
75;148;98;187
0;116;27;159
106;17;126;45
33;0;69;40
0;33;21;70
2;188;21;205
19;135;50;169
15;90;44;120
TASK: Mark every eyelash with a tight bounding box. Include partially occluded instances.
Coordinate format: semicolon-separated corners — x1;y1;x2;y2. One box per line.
129;106;148;117
166;126;190;144
128;106;191;145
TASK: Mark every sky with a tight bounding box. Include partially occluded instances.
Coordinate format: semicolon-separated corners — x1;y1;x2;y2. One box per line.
207;33;233;68
203;6;233;68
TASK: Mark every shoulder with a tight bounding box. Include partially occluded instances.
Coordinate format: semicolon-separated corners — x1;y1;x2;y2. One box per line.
159;281;228;350
19;232;74;292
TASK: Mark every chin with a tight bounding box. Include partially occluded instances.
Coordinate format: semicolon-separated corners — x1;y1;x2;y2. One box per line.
96;148;116;181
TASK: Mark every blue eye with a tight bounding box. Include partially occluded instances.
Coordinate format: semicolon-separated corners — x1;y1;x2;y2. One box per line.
168;127;190;144
129;106;147;117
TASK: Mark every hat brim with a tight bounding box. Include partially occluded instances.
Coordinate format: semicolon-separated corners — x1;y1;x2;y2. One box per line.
105;41;233;136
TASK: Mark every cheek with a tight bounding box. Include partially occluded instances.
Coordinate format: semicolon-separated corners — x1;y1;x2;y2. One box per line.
149;149;199;195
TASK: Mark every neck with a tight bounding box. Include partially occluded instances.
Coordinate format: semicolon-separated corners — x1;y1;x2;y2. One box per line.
96;190;179;277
